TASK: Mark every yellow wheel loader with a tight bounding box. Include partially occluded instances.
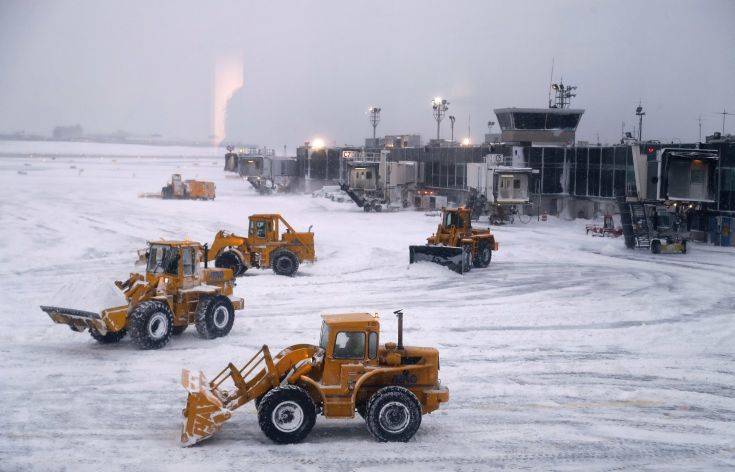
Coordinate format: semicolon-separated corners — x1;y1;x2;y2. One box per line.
209;214;316;277
180;310;449;445
41;240;245;349
409;207;499;273
161;174;216;200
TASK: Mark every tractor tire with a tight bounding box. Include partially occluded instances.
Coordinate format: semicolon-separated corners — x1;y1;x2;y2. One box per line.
461;245;473;273
128;300;174;350
195;295;235;340
215;250;246;277
271;250;299;276
356;402;368;420
681;240;687;254
473;241;492;268
365;386;422;442
257;385;316;444
89;327;127;344
651;240;661;254
373;202;383;212
172;325;187;336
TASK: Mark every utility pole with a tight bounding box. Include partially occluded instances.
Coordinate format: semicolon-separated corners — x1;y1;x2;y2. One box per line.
431;97;449;141
467;113;471;144
367;106;381;142
449;115;455;142
635;102;645;142
715;108;734;135
698;115;703;142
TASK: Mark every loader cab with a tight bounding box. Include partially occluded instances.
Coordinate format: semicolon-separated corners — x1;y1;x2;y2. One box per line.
440;209;470;231
146;242;202;284
248;215;280;243
318;313;380;385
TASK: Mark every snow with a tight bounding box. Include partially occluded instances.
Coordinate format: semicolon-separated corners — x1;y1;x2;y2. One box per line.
1;141;734;471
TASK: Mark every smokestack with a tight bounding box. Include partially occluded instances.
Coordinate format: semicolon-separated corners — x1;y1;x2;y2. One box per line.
394;309;403;350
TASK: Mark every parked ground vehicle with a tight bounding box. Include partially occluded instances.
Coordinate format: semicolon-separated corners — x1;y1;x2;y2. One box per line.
157;174;216;200
618;197;688;254
209;214;316;277
409;207;499;273
41;240;244;349
585;214;623;237
181;310;448;446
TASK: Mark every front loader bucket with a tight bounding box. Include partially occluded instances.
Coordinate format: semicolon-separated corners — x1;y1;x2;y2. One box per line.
409;245;464;274
40;305;107;333
181;369;233;447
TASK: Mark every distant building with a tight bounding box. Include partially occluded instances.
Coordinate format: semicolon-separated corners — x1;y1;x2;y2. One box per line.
52;124;83;141
365;134;421;149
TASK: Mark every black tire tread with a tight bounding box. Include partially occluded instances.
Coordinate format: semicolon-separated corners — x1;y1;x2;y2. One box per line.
128;300;173;350
195;295;234;339
257;385;316;444
271;249;300;276
365;386;422;442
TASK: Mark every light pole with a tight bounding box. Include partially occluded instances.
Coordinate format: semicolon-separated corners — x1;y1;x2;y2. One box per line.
368;106;381;144
305;138;324;193
449;115;456;143
635;103;645;142
432;97;449;141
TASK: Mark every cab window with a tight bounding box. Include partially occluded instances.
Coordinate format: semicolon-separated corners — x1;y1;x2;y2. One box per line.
368;332;378;359
182;247;195;276
147;245;180;275
249;220;268;238
333;332;365;359
444;211;461;228
319;322;329;349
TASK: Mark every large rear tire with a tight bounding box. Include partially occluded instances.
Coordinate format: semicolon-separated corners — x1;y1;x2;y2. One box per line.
651;240;661;254
461;245;473;273
271;250;299;276
365;386;422;442
215;250;246;276
258;385;316;444
128;301;173;350
473;241;492;268
89;327;127;344
195;296;235;339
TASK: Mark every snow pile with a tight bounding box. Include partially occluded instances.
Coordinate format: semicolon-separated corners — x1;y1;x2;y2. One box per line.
48;276;126;312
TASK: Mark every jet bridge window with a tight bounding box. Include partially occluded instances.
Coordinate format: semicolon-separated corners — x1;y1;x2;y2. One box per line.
333;332;366;359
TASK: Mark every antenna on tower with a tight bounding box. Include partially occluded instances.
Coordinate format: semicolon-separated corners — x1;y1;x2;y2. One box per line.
550;79;577;109
714;108;734;135
547;58;555;108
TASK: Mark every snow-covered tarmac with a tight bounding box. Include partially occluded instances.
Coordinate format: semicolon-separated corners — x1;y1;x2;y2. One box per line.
1;144;733;471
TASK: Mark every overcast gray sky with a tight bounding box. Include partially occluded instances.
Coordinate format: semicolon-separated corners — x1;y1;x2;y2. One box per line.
1;0;733;147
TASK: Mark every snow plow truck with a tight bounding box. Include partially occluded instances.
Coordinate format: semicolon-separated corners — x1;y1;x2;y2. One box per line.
41;240;245;349
409;207;498;273
180;310;449;445
209;213;315;277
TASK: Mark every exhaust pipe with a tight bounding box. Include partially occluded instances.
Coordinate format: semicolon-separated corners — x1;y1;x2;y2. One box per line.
203;244;209;268
394;309;403;350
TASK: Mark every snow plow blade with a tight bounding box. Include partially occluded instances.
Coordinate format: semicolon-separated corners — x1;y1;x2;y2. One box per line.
409;245;464;273
180;369;232;447
40;305;107;332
